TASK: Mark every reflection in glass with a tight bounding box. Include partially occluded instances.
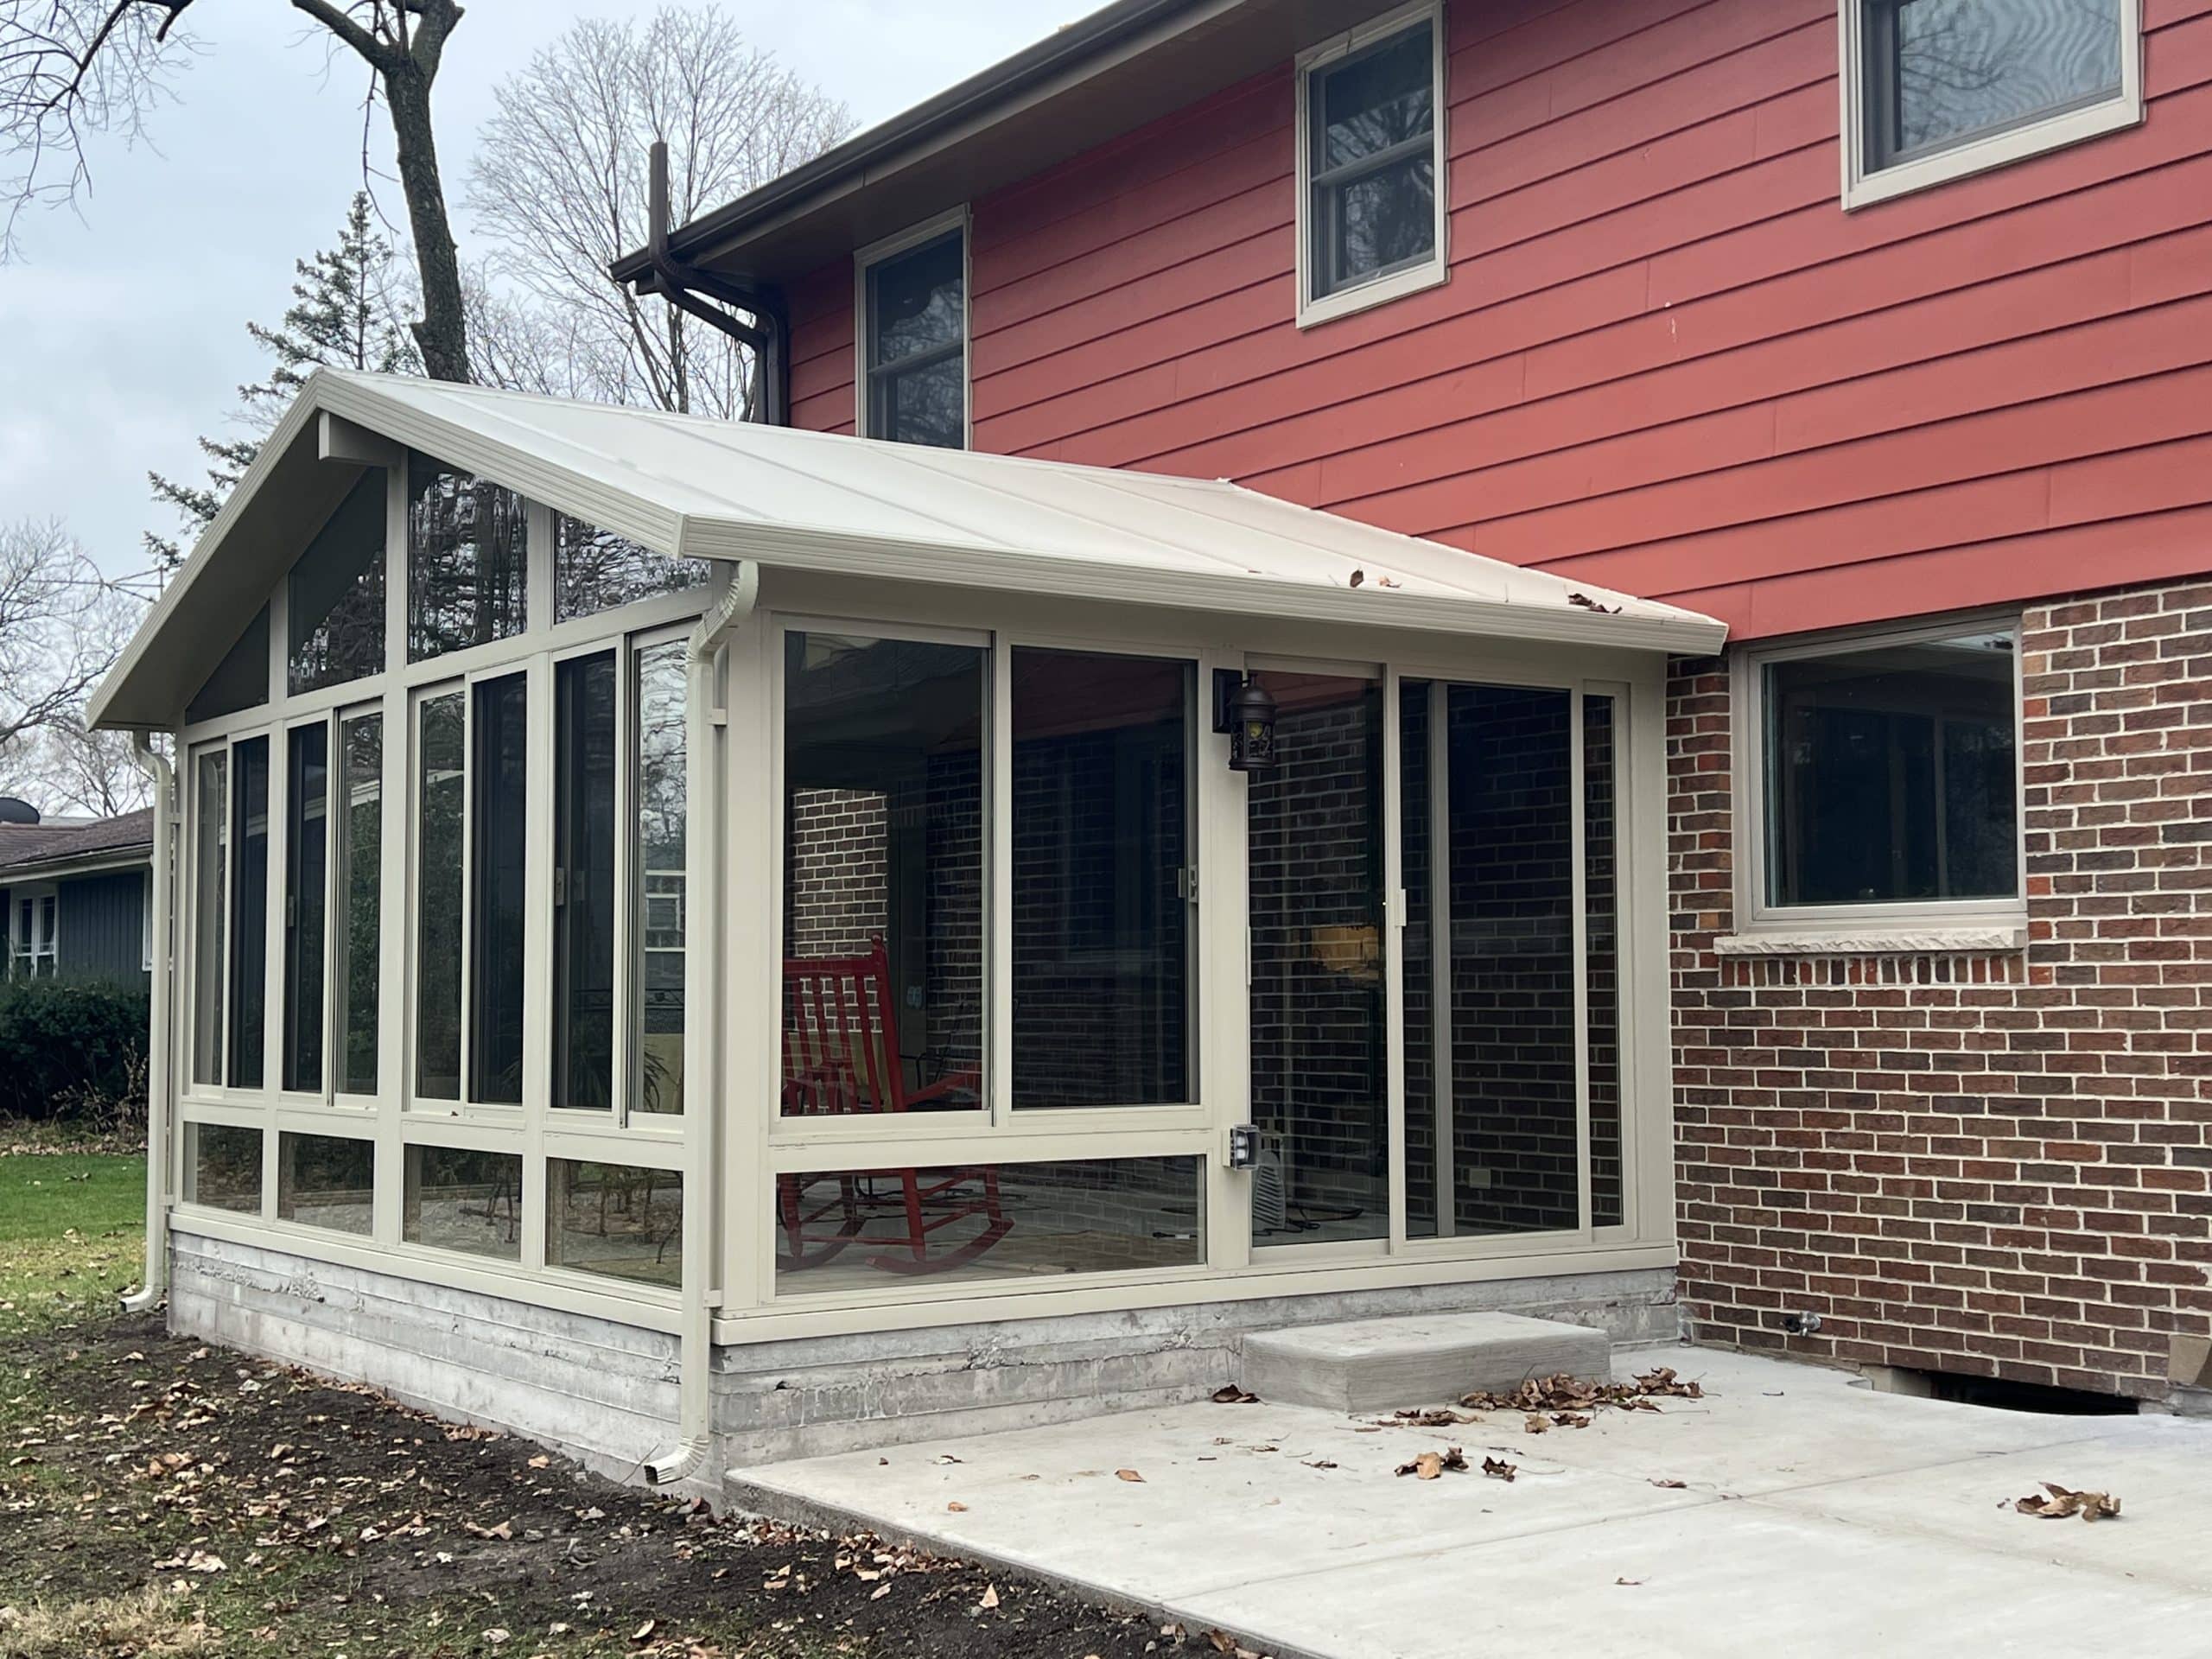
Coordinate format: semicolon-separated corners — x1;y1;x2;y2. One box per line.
553;517;707;623
187;607;271;725
549;1160;683;1287
634;641;688;1115
1870;0;2122;169
555;651;617;1110
864;230;965;448
404;1146;522;1261
192;749;228;1088
282;722;328;1095
775;1156;1203;1294
276;1131;373;1234
1011;648;1191;1108
1247;671;1387;1246
1763;630;2017;906
1307;21;1435;298
1586;695;1623;1229
289;471;386;693
227;736;270;1090
406;455;527;662
470;673;529;1104
334;714;382;1096
781;632;985;1118
186;1122;259;1213
415;692;465;1100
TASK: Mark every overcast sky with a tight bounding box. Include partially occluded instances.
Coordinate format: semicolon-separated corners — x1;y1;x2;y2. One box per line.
0;1;1087;581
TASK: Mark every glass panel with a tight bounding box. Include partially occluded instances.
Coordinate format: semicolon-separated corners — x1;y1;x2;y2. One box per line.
289;471;387;693
1586;695;1623;1229
1309;22;1436;297
191;749;228;1088
1873;0;2122;168
555;652;617;1111
281;722;329;1096
1398;681;1437;1238
334;713;383;1096
781;632;986;1118
276;1131;372;1234
1764;630;2018;906
406;455;528;662
470;673;529;1104
414;691;465;1100
548;1160;683;1287
186;606;270;725
775;1156;1203;1294
866;229;965;448
1247;671;1387;1247
1400;682;1580;1238
404;1146;523;1261
553;517;707;623
1011;648;1191;1108
184;1122;259;1213
635;640;688;1116
226;736;270;1091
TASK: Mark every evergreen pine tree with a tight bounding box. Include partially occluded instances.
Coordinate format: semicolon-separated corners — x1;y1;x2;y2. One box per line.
148;193;418;567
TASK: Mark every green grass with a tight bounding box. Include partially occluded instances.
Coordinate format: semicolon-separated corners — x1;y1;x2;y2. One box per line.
0;1149;143;1336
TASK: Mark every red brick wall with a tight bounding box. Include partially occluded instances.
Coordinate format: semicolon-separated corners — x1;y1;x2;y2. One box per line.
1670;576;2212;1401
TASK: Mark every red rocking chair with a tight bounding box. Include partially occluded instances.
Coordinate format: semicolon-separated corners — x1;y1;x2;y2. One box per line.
777;938;1011;1276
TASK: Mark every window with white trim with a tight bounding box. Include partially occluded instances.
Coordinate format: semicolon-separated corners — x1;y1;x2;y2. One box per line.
1842;0;2141;207
857;217;967;449
1744;621;2023;922
1295;1;1446;327
10;887;56;978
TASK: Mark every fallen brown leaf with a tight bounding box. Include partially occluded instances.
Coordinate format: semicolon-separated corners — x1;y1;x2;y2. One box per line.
1115;1468;1145;1483
2014;1483;2120;1522
1395;1447;1469;1479
1211;1386;1260;1405
1481;1456;1516;1483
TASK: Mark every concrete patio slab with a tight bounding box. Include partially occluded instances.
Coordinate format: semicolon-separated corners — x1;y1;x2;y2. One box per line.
727;1347;2208;1658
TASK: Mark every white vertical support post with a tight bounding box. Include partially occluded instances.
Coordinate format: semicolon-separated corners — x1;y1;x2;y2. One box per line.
521;650;555;1131
987;635;1014;1129
1627;670;1671;1247
375;456;411;1243
1382;668;1408;1255
720;603;772;1315
1197;646;1250;1275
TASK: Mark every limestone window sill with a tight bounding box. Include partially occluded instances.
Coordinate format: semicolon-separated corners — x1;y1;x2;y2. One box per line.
1713;925;2028;957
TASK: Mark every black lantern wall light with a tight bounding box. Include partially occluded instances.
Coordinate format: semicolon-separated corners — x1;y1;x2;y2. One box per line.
1213;670;1279;772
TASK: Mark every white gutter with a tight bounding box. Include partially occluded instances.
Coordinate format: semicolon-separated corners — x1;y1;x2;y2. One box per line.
643;559;760;1488
122;732;175;1315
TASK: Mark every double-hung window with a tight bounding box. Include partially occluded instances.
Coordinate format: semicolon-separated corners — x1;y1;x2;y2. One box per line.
1739;620;2024;933
1842;0;2142;207
1296;1;1446;327
10;889;56;978
856;214;967;449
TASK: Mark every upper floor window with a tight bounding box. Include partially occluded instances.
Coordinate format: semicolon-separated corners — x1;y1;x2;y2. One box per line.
407;456;528;663
289;470;386;695
1743;621;2022;925
1843;0;2141;208
1296;2;1446;328
857;216;966;449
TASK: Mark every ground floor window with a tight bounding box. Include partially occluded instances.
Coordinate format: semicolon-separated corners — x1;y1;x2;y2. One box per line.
403;1145;522;1261
547;1160;683;1287
184;1122;261;1213
276;1131;373;1235
9;887;57;978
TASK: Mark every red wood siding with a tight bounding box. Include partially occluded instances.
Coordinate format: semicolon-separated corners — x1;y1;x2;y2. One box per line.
787;0;2212;640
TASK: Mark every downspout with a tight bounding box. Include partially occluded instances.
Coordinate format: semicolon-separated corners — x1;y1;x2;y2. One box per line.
638;142;790;428
122;730;175;1315
643;558;760;1488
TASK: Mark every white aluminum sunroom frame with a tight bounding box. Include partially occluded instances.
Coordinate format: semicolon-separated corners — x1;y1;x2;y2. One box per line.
92;370;1726;1471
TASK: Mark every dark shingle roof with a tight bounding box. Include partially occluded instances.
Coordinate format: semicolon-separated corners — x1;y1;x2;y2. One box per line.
0;809;153;875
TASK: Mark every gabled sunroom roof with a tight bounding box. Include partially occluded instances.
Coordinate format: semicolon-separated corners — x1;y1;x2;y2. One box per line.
92;371;1725;729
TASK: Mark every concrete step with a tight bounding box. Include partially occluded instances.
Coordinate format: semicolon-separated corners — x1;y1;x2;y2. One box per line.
1238;1310;1611;1415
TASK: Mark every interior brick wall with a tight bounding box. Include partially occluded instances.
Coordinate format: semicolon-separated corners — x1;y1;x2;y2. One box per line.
1669;578;2212;1402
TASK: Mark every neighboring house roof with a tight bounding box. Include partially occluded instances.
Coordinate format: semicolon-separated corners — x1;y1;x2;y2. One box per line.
0;809;153;880
89;370;1727;730
609;0;1385;287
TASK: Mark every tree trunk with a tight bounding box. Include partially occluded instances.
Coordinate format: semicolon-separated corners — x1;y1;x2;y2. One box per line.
384;61;469;383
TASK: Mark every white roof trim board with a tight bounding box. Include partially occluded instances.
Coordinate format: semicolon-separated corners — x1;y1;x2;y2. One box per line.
92;371;1726;728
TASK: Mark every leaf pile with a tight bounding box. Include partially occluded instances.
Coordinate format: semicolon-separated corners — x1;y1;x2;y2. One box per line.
2013;1483;2121;1522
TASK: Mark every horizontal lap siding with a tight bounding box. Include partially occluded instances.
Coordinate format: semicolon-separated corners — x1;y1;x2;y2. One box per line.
785;0;2212;641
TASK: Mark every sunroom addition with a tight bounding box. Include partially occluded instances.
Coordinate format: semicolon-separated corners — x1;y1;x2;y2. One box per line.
93;371;1724;1479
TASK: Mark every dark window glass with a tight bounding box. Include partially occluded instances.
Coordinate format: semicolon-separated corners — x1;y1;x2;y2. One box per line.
406;455;527;662
334;713;382;1096
276;1131;372;1235
282;722;328;1095
864;229;965;448
404;1145;522;1261
470;673;529;1103
555;652;617;1110
553;516;707;624
1247;671;1387;1247
781;632;985;1118
1866;0;2123;170
187;606;270;725
226;736;270;1090
549;1161;683;1287
289;472;387;693
415;692;465;1100
186;1122;260;1213
1010;648;1191;1108
1307;20;1437;300
635;641;688;1116
1764;630;2018;906
1586;694;1623;1230
191;749;228;1088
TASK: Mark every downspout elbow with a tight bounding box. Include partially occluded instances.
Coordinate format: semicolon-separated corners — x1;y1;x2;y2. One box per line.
122;730;175;1316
